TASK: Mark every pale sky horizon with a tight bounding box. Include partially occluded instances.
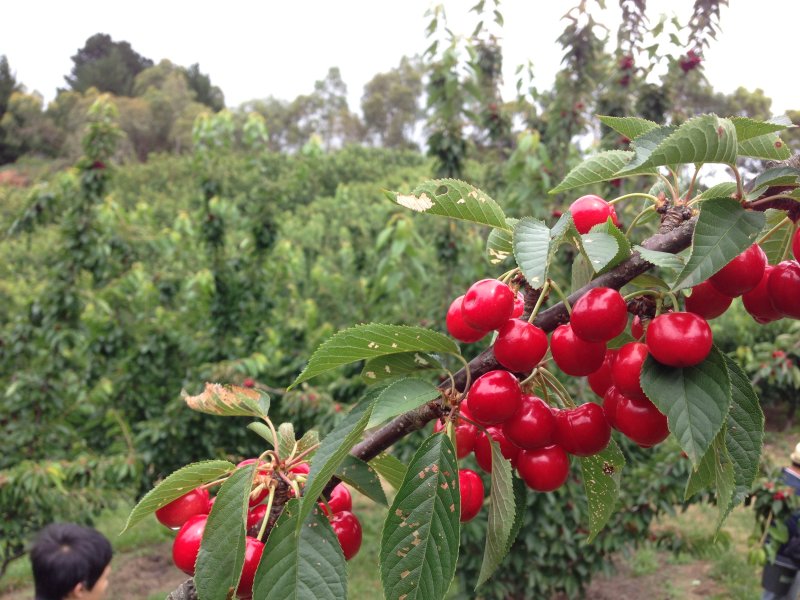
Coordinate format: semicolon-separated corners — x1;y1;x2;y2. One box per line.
2;1;797;117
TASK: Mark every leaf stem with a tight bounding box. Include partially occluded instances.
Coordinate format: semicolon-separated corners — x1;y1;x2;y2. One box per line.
608;192;660;206
730;164;745;200
264;418;279;456
756;216;791;245
285;444;320;470
547;279;572;315
685;165;700;201
656;172;679;202
539;368;576;408
625;205;657;236
622;289;662;302
199;476;230;491
527;281;551;323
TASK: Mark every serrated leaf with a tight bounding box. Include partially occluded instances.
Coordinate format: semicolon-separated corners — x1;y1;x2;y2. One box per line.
391;179;508;230
615;125;676;174
731;116;790;142
251;499;347;600
183;383;270;418
591;219;632;274
598;115;660;141
739;133;792;160
549;150;638;193
549;211;577;264
505;478;527;555
685;439;717;500
628;273;671;290
278;423;296;462
247;422;275;446
513;217;551;288
369;452;407;490
695;182;737;201
476;438;515;588
380;433;460;600
362;352;443;384
713;434;735;532
336;455;388;506
634;245;686;271
640;346;731;465
486;218;518;265
290;324;460;389
296;430;320;458
671;198;765;291
195;464;254;600
581;219;631;274
368;378;442;428
759;210;794;265
749;167;800;198
122;460;235;533
579;439;625;542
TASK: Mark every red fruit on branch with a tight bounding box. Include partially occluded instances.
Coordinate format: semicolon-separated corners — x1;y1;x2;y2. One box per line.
156;488;210;529
446;295;487;343
554;403;611;456
685;280;733;320
474;426;520;473
172;514;208;575
611;342;649;401
236;536;265;599
742;265;783;323
630;315;644;340
319;483;352;515
493;319;548;372
646;312;713;367
246;504;268;529
614;395;669;448
587;349;618;398
550;324;607;376
516;445;570;492
708;244;767;297
243;378;255;388
330;510;363;560
511;291;525;318
466;370;522;425
602;386;624;430
502;394;556;450
569;195;620;234
434;412;478;459
462;279;515;331
570;287;628;342
458;469;485;522
767;261;800;319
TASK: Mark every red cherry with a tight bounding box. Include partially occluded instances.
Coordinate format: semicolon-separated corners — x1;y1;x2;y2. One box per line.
493;319;548;372
742;265;783;323
708;244;767;297
569;195;620;234
243;378;255;388
502;394;556;450
550;324;607;376
156;488;210;529
767;261;800;319
793;228;800;261
474;426;520;473
172;514;208;575
554;403;611;456
602;386;624;429
247;504;268;529
611;342;649;401
466;370;522;425
330;510;362;560
236;536;265;599
434;413;478;459
685;280;733;320
614;395;669;448
461;279;515;331
516;445;570;492
446;295;487;343
459;469;485;522
570;287;628;342
319;483;352;515
630;315;644;340
289;463;309;475
511;291;525;318
587;349;618;398
646;312;712;367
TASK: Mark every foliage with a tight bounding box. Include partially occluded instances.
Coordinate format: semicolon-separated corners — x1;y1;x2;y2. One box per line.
65;33;154;96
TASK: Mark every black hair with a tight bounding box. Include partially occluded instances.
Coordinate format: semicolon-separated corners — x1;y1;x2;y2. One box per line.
30;523;112;600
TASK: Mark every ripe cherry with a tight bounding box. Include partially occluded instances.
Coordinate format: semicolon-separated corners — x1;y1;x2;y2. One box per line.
614;395;669;448
502;394;556;450
587;349;618;398
630;315;644;340
474;426;520;473
459;469;485;522
461;279;515;331
446;295;487;343
569;195;620;234
554;403;611;456
570;287;628;342
708;244;767;297
767;261;800;319
319;483;352;516
156;488;210;529
434;412;478;459
511;291;525;318
602;386;624;430
493;319;548;373
685;280;733;320
550;324;607;376
611;342;649;401
236;536;265;599
172;514;208;575
466;370;522;425
246;504;268;529
742;265;783;323
646;312;712;367
516;445;570;492
330;510;362;560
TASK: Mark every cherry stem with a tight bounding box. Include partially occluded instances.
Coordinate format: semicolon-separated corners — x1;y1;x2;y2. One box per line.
654;296;664;317
547;279;572;315
625;205;656;236
199;476;230;490
444;369;457;397
278;471;301;499
656;172;679;202
536;372;552;406
454;354;471;394
499;268;519;285
664;291;680;311
539;368;576;408
456;413;490;438
264;418;279;456
519;367;540;388
668;168;681;199
685;165;700;201
527;282;551;324
622;289;662;302
608;192;660;206
285;444;320;470
257;482;277;542
756;216;791;245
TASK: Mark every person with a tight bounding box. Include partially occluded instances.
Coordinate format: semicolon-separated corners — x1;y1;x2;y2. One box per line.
30;523;112;600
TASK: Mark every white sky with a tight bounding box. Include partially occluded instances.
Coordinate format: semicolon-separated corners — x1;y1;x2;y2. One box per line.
2;1;797;116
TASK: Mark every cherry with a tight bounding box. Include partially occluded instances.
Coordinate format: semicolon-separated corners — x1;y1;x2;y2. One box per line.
602;386;624;429
156;488;210;529
458;469;485;522
319;483;352;515
493;319;548;372
434;410;478;459
630;315;644;340
570;287;628;342
794;228;800;261
446;295;487;343
246;504;268;529
646;312;712;368
767;261;800;319
516;445;570;492
569;194;620;234
172;514;208;575
614;395;669;448
330;510;362;560
587;349;617;398
554;403;611;456
289;463;309;475
511;291;525;318
466;370;522;425
611;342;649;401
685;280;733;320
461;279;515;331
550;324;607;376
742;265;783;323
236;536;265;599
474;426;520;473
236;458;270;507
502;394;556;450
708;244;767;297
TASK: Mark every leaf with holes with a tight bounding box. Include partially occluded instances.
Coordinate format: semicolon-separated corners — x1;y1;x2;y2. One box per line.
634;245;685;271
759;210;795;265
476;437;515;588
549;150;639;193
513;217;551;288
598;115;660;141
579;439;625;542
361;352;443;384
183;383;270;418
486;218;518;265
368;378;441;428
336;455;388;506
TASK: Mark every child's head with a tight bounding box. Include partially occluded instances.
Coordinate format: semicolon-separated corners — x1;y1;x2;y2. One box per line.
30;523;112;600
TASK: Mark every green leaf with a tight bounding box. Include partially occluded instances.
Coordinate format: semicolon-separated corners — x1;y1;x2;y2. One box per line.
634;245;685;271
290;324;460;389
476;437;515;588
628;273;671;290
549;211;577;264
591;219;632;274
368;378;442;428
380;433;460;600
278;423;296;462
549;150;637;193
615;125;675;174
122;460;234;533
251;499;347;600
247;422;275;446
505;478;528;555
739;133;792;160
759;210;794;265
513;217;551;288
731;116;790;142
486;218;518;265
570;253;593;292
336;455;388;506
598;115;660;141
296;430;320;458
748;167;800;199
362;352;443;384
695;182;737;201
713;435;735;531
640;347;731;465
369;452;407;490
579;439;625;542
581;219;631;274
195;464;254;600
685;440;717;500
390;179;509;230
182;383;270;418
671;198;765;291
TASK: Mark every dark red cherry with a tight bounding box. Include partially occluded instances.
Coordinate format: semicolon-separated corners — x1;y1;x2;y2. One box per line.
550;324;607;376
172;514;208;575
570;287;628;342
685;280;733;320
554;403;611;457
493;319;548;372
434;412;478;459
330;510;363;561
446;295;487;343
708;244;767;297
156;488;210;529
742;265;783;323
466;370;522;425
516;445;570;492
602;386;624;429
236;536;265;599
502;394;556;450
474;426;520;473
569;194;620;234
319;483;352;515
611;342;649;401
511;291;525;318
246;504;268;529
614;395;669;448
459;469;485;522
646;312;712;367
587;349;618;399
462;279;515;331
630;315;644;340
767;261;800;319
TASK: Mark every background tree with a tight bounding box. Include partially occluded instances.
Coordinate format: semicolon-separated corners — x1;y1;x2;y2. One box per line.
64;33;153;96
183;63;225;112
361;56;423;149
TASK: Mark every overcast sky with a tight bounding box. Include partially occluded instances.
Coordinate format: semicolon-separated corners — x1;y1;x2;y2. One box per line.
2;1;797;116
